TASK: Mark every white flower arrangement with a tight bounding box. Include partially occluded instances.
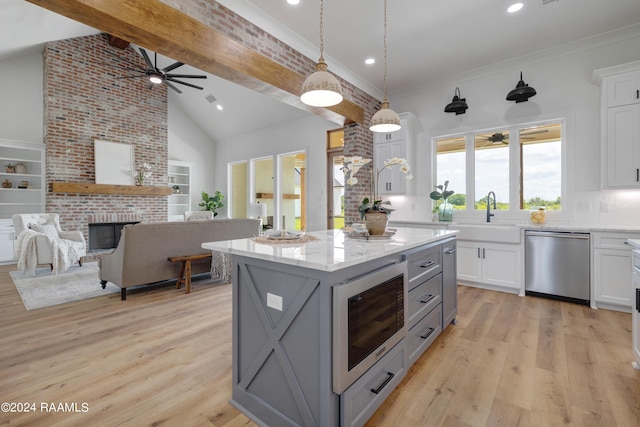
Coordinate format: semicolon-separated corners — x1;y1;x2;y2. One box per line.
133;162;152;185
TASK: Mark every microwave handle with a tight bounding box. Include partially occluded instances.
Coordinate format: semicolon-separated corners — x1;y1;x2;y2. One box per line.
370;371;395;395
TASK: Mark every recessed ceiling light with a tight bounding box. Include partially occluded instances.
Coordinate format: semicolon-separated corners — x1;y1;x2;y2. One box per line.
216;104;224;111
287;0;301;5
365;58;376;65
507;2;524;13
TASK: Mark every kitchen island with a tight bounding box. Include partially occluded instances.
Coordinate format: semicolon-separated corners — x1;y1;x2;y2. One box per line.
203;227;458;427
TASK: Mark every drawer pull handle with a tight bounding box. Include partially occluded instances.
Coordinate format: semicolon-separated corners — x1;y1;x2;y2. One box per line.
420;327;436;340
444;248;456;254
370;371;395;395
419;261;435;268
636;288;640;313
419;294;435;304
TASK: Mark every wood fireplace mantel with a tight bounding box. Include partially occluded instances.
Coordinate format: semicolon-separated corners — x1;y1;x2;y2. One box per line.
51;182;172;196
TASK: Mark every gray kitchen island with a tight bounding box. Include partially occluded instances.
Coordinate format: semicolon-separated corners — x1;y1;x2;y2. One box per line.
203;227;458;427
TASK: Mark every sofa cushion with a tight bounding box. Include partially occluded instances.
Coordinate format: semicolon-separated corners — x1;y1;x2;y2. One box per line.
29;222;59;240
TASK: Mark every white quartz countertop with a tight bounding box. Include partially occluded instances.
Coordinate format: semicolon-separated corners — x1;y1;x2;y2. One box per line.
202;227;457;272
391;219;640;233
628;239;640;249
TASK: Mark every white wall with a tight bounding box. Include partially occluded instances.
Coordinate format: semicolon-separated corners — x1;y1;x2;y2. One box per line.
0;52;43;143
168;98;216;212
392;26;640;226
213;114;335;231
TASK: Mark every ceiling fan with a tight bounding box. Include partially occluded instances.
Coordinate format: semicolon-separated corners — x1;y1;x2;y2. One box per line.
478;129;549;147
104;48;207;94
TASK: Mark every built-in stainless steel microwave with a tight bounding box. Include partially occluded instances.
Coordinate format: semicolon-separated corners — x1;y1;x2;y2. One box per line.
332;261;408;394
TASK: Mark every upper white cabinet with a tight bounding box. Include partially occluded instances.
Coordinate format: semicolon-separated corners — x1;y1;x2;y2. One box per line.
167;160;192;221
594;62;640;188
373;112;418;196
0;139;45;220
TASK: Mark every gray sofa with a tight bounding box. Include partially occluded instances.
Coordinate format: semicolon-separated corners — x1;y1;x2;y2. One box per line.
98;219;260;300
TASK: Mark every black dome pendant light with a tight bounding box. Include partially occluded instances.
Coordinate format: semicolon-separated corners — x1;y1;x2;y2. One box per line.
506;71;537;103
444;87;468;115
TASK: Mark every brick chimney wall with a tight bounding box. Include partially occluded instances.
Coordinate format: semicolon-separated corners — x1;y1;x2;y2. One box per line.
43;34;168;238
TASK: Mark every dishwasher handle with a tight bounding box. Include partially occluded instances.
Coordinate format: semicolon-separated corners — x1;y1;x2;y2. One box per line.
526;231;590;239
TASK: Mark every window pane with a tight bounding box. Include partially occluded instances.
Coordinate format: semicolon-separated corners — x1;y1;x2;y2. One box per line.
474;131;509;210
230;162;247;218
280;152;306;231
435;136;466;209
521;123;562;210
254;158;273;228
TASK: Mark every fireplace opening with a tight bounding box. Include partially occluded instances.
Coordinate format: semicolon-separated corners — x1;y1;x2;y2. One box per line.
88;222;139;251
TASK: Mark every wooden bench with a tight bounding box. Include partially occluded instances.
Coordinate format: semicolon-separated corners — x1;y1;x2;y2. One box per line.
168;253;212;294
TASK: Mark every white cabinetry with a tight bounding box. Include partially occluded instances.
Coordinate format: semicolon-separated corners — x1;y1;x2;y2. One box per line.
592;232;640;311
372;112;417;196
0;139;45;220
167;160;192;221
631;248;640;370
0;219;16;263
594;62;640;188
457;241;521;293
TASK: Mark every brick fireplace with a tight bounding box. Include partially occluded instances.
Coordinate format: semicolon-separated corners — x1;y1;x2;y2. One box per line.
43;34;169;240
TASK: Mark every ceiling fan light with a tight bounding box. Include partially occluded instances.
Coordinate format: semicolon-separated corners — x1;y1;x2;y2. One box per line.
370;100;401;133
444;87;468;115
149;72;163;84
506;71;537;103
301;58;343;107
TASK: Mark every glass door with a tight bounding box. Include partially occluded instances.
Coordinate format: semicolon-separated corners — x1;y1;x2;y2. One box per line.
327;128;344;229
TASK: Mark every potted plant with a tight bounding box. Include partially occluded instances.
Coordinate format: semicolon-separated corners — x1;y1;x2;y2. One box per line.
172;185;181;194
430;180;455;221
343;156;413;235
199;190;224;217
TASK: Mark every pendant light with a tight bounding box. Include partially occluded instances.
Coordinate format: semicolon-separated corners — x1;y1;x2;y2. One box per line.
444;87;468;115
370;0;401;133
506;71;537;103
300;0;343;107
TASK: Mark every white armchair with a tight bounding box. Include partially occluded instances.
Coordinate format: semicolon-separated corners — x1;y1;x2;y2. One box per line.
12;213;86;272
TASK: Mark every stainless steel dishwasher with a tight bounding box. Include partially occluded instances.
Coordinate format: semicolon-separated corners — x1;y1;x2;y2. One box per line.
525;230;590;305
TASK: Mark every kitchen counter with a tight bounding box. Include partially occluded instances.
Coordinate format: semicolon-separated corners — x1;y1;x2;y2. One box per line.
391;219;640;233
202;227;457;272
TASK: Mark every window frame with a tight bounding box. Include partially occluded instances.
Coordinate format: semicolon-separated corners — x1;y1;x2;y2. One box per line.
432;118;566;222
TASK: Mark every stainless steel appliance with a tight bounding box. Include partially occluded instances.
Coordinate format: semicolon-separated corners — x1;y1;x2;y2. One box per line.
332;261;408;394
525;230;590;305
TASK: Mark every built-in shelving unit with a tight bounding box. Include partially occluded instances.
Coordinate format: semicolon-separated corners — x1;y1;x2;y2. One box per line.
167;160;192;221
0;139;46;221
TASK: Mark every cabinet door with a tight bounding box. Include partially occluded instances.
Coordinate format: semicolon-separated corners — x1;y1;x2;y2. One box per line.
373;126;405;144
593;248;632;308
633;272;640;368
456;242;481;283
374;140;407;196
606;104;640;187
481;243;521;291
606;70;640;107
442;240;457;328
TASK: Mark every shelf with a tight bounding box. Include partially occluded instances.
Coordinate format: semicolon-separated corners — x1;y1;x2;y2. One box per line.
256;192;300;200
51;182;172;196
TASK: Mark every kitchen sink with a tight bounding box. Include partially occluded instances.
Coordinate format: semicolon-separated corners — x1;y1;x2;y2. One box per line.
449;223;522;244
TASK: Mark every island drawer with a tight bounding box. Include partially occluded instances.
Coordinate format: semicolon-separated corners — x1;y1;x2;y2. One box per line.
341;341;407;427
404;243;442;289
407;273;442;329
407;304;442;366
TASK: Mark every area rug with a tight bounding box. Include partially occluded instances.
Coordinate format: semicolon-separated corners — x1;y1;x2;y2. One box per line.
9;262;120;310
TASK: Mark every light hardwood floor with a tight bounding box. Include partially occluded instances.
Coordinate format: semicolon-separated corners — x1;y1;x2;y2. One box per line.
0;264;638;426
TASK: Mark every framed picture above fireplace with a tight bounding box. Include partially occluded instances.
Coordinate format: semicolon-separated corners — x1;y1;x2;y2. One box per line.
94;139;134;185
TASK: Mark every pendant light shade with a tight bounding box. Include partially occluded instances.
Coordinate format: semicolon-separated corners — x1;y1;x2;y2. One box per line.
444;87;468;115
300;57;343;107
370;0;401;133
300;0;343;108
370;99;401;132
506;71;537;103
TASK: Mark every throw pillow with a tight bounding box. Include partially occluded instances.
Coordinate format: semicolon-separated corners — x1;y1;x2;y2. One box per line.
29;222;59;240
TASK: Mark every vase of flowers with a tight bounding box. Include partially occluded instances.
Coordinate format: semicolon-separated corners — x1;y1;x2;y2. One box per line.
133;162;152;186
343;155;413;235
430;180;455;222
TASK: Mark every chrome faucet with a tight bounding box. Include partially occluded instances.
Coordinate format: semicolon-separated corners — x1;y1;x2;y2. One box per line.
486;191;496;222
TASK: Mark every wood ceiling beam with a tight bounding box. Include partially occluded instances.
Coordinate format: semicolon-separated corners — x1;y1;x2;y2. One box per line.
26;0;364;126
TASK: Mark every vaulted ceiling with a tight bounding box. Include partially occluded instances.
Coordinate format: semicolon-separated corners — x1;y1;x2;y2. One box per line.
2;0;639;141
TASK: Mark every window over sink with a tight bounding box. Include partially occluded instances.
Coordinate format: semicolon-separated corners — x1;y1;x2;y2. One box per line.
434;120;563;214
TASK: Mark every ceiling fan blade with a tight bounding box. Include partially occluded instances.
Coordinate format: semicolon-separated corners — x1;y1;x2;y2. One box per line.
103;49;147;73
163;80;183;94
163;62;185;73
139;48;155;70
166;78;204;90
166;74;207;79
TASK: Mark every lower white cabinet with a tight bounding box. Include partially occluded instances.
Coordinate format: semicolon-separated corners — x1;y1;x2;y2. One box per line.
0;219;15;263
631;250;640;369
457;241;521;292
592;232;640;310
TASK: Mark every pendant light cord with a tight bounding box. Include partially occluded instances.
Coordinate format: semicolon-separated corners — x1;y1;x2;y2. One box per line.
319;0;325;60
383;0;388;100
